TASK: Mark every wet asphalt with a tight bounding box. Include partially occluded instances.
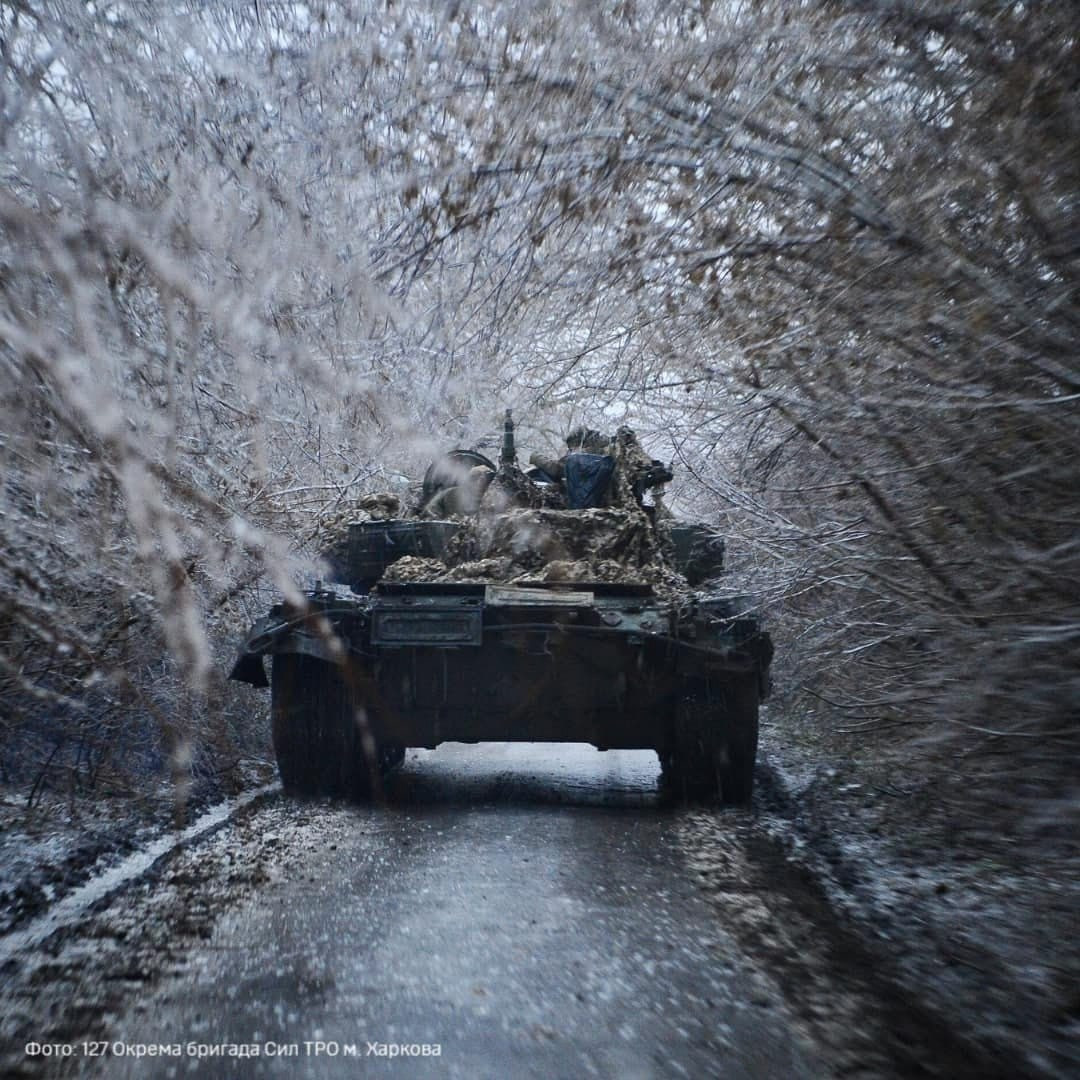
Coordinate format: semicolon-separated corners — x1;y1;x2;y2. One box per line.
93;745;821;1078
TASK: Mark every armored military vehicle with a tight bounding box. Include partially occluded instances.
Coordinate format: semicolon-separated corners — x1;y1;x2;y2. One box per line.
230;414;773;804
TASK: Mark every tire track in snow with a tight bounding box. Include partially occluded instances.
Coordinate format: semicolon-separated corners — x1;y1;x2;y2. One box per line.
0;785;277;971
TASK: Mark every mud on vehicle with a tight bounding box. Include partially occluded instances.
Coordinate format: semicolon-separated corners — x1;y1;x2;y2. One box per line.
231;414;773;805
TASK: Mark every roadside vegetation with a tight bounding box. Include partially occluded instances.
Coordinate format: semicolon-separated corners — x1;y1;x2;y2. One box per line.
1;3;1076;1069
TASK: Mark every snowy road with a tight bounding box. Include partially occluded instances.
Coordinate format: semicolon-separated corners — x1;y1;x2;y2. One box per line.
1;745;1008;1079
85;745;818;1078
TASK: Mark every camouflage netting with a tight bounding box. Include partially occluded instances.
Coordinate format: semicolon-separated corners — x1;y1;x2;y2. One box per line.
323;425;689;598
379;507;690;599
357;493;403;519
317;493;405;570
380;550;690;599
454;508;661;566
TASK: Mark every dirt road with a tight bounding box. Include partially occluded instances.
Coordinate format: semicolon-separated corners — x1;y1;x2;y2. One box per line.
1;745;1014;1078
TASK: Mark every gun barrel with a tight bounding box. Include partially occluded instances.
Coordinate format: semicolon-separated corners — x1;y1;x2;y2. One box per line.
501;409;516;465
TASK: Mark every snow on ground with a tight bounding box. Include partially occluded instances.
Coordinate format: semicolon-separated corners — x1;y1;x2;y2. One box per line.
726;708;1080;1080
1;735;1076;1078
0;764;276;936
0;785;275;968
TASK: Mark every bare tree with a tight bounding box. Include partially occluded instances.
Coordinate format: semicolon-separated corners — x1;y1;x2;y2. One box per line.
1;2;1076;814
